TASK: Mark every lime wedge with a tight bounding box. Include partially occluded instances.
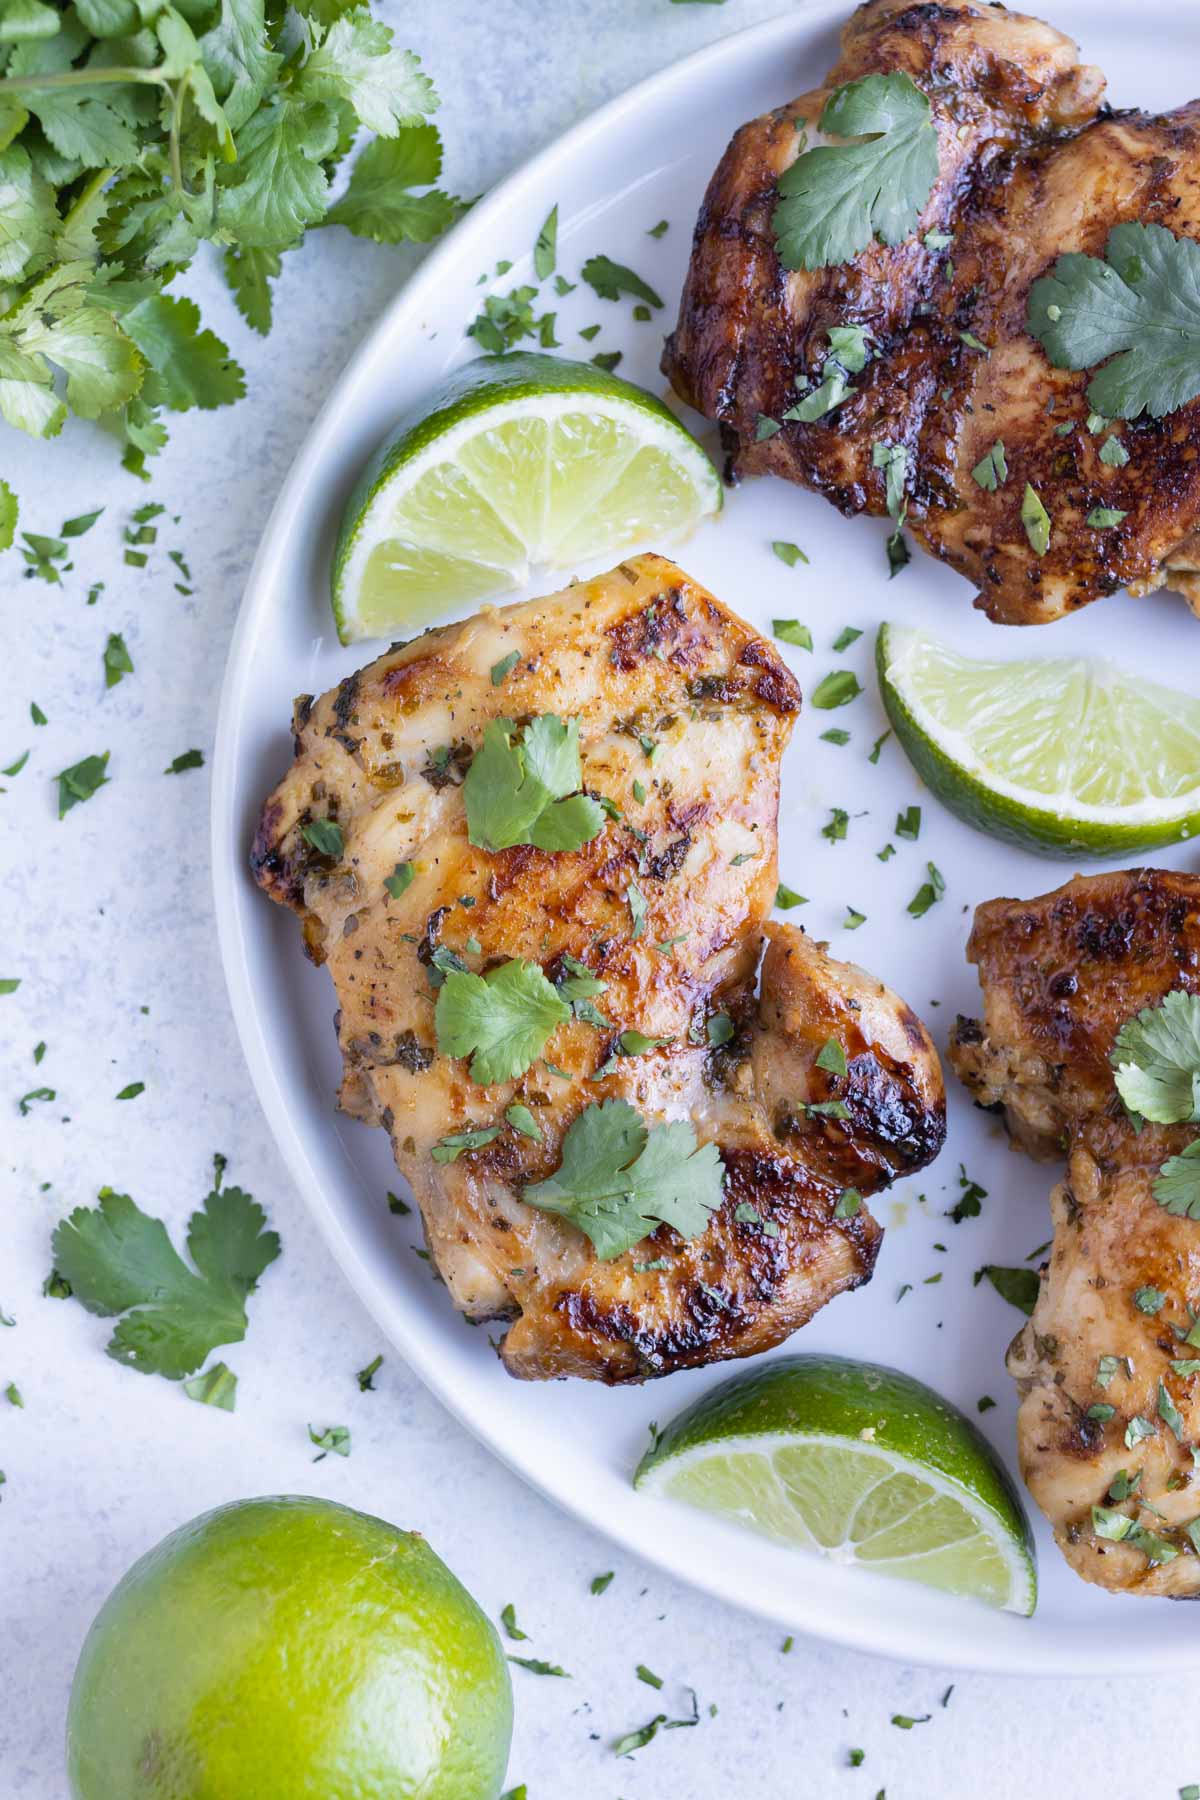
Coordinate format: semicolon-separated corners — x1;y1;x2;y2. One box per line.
634;1355;1036;1615
332;352;722;643
877;623;1200;857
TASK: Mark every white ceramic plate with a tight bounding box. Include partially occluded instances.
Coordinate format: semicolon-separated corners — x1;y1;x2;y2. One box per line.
212;0;1200;1671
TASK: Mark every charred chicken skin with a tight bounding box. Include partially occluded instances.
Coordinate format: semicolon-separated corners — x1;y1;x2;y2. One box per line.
951;869;1200;1594
253;554;945;1382
665;0;1200;624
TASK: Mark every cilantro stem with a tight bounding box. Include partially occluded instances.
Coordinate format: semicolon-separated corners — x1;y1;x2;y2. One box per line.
169;74;189;198
0;67;169;95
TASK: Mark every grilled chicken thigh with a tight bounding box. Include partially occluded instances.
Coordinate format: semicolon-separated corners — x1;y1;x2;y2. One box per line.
666;0;1200;623
951;870;1200;1593
253;554;945;1382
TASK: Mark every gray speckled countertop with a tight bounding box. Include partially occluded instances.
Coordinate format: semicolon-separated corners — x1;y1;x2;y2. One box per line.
3;3;1198;1794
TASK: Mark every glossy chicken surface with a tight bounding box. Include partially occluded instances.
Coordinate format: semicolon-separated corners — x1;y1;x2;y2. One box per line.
951;870;1200;1593
666;0;1200;624
253;554;945;1382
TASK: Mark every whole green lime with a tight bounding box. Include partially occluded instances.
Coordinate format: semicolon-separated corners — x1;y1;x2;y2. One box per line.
67;1495;513;1800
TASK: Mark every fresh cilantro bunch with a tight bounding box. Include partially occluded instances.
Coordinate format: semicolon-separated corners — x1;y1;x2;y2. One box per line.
0;0;460;471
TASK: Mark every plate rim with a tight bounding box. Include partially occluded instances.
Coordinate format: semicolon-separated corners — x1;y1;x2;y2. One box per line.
211;0;1193;1675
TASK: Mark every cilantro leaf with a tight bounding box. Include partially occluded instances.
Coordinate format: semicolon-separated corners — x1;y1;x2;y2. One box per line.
1112;991;1200;1123
430;1127;500;1163
184;1362;237;1410
506;1103;543;1141
1021;483;1051;557
103;631;132;689
0;477;16;550
325;125;460;244
56;750;109;817
907;861;945;918
11;287;144;424
195;0;280;129
0;145;57;284
580;255;663;309
872;440;907;519
971;440;1008;491
774;619;812;651
300;816;342;858
534;204;557;281
1028;223;1200;420
308;1422;351;1459
811;670;861;709
165;748;204;775
773;73;939;272
51;1165;280;1380
223;246;281;335
816;1036;847;1076
785;364;853;423
772;540;808;567
1159;1377;1186;1441
827;323;870;372
123;295;245;413
463;716;604;853
384;861;414;899
976;1263;1039;1315
28;91;139;170
523;1098;725;1260
1153;1140;1200;1219
435;958;570;1085
220;95;338;249
298;12;436;135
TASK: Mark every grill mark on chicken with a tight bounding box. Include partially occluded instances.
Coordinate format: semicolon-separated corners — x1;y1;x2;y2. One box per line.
951;870;1200;1593
253;552;945;1382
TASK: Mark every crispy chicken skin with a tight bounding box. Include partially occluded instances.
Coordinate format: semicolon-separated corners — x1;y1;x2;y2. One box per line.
951;870;1200;1593
253;554;945;1382
666;0;1200;623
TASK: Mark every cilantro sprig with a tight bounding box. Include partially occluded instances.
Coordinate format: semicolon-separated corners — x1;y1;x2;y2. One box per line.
523;1098;724;1260
1028;223;1200;421
51;1156;279;1380
773;73;939;272
1107;993;1200;1219
1112;991;1200;1124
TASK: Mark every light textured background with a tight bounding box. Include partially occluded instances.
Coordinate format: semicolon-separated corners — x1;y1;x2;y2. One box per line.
3;2;1199;1795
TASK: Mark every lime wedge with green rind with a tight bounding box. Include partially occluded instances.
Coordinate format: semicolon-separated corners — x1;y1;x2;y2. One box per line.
877;622;1200;857
634;1354;1036;1615
332;352;722;643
